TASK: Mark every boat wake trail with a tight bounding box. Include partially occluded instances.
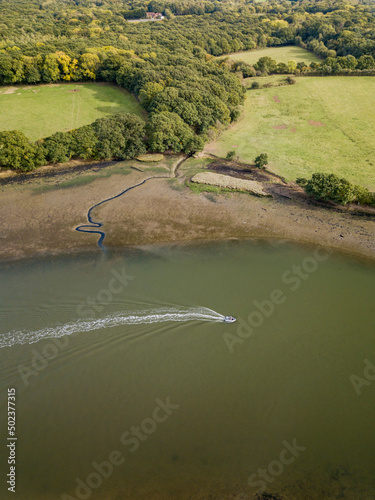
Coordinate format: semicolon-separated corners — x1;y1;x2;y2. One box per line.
0;307;224;348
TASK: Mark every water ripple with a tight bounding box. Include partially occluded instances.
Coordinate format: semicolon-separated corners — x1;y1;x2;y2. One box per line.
0;307;224;348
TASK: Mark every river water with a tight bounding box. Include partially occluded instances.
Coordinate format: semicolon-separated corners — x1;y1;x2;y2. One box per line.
0;241;374;499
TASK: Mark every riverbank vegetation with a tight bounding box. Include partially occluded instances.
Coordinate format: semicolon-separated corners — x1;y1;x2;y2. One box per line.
297;173;375;206
2;153;374;263
0;113;147;171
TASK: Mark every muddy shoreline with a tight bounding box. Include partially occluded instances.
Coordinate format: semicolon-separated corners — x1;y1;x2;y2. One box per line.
0;156;374;263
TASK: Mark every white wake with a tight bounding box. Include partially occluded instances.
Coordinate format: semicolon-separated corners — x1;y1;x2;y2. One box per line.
0;307;225;348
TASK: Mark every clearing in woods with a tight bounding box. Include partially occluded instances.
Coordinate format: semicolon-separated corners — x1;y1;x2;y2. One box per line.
0;82;146;141
220;46;321;65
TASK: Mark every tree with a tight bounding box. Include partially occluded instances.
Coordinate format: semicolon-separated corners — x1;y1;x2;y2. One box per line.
56;51;74;81
41;53;60;83
77;53;100;80
11;57;24;83
139;82;165;109
23;57;41;84
343;55;357;70
147;111;203;153
164;8;174;19
254;57;277;74
241;64;256;78
353;185;375;206
0;131;44;171
230;107;241;122
71;125;98;159
357;55;375;70
296;173;356;205
25;64;41;83
277;62;289;74
93;113;146;160
123;7;146;19
99;52;127;82
0;55;16;85
287;60;297;73
43;132;74;163
254;153;268;169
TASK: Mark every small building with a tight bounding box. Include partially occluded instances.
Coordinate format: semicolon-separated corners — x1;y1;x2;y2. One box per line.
146;12;163;19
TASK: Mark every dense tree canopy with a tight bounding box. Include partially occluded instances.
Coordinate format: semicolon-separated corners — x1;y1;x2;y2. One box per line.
0;114;148;170
42;113;147;163
147;111;204;152
0;131;45;171
0;0;374;169
1;0;375;82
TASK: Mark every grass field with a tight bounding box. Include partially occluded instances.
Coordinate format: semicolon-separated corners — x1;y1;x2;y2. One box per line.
222;46;321;65
205;76;375;190
0;83;146;141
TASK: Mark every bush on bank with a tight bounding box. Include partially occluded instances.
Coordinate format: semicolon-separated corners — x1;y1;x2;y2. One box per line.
297;173;375;206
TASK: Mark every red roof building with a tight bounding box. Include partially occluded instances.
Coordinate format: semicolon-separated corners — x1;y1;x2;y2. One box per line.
146;12;163;19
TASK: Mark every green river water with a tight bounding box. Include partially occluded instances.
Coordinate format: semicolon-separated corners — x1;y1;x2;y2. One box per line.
0;241;374;499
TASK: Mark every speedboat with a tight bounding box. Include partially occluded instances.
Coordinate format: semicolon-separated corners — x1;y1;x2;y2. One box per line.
223;316;236;323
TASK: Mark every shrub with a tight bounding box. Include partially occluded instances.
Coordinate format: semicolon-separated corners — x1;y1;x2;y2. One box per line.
353;185;375;206
297;173;356;205
226;150;236;160
251;81;260;89
242;65;256;78
254;153;268;169
230;107;241;122
296;177;307;187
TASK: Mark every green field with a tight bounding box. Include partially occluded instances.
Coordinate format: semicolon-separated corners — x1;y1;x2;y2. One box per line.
205;76;375;190
0;83;146;141
223;46;321;65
